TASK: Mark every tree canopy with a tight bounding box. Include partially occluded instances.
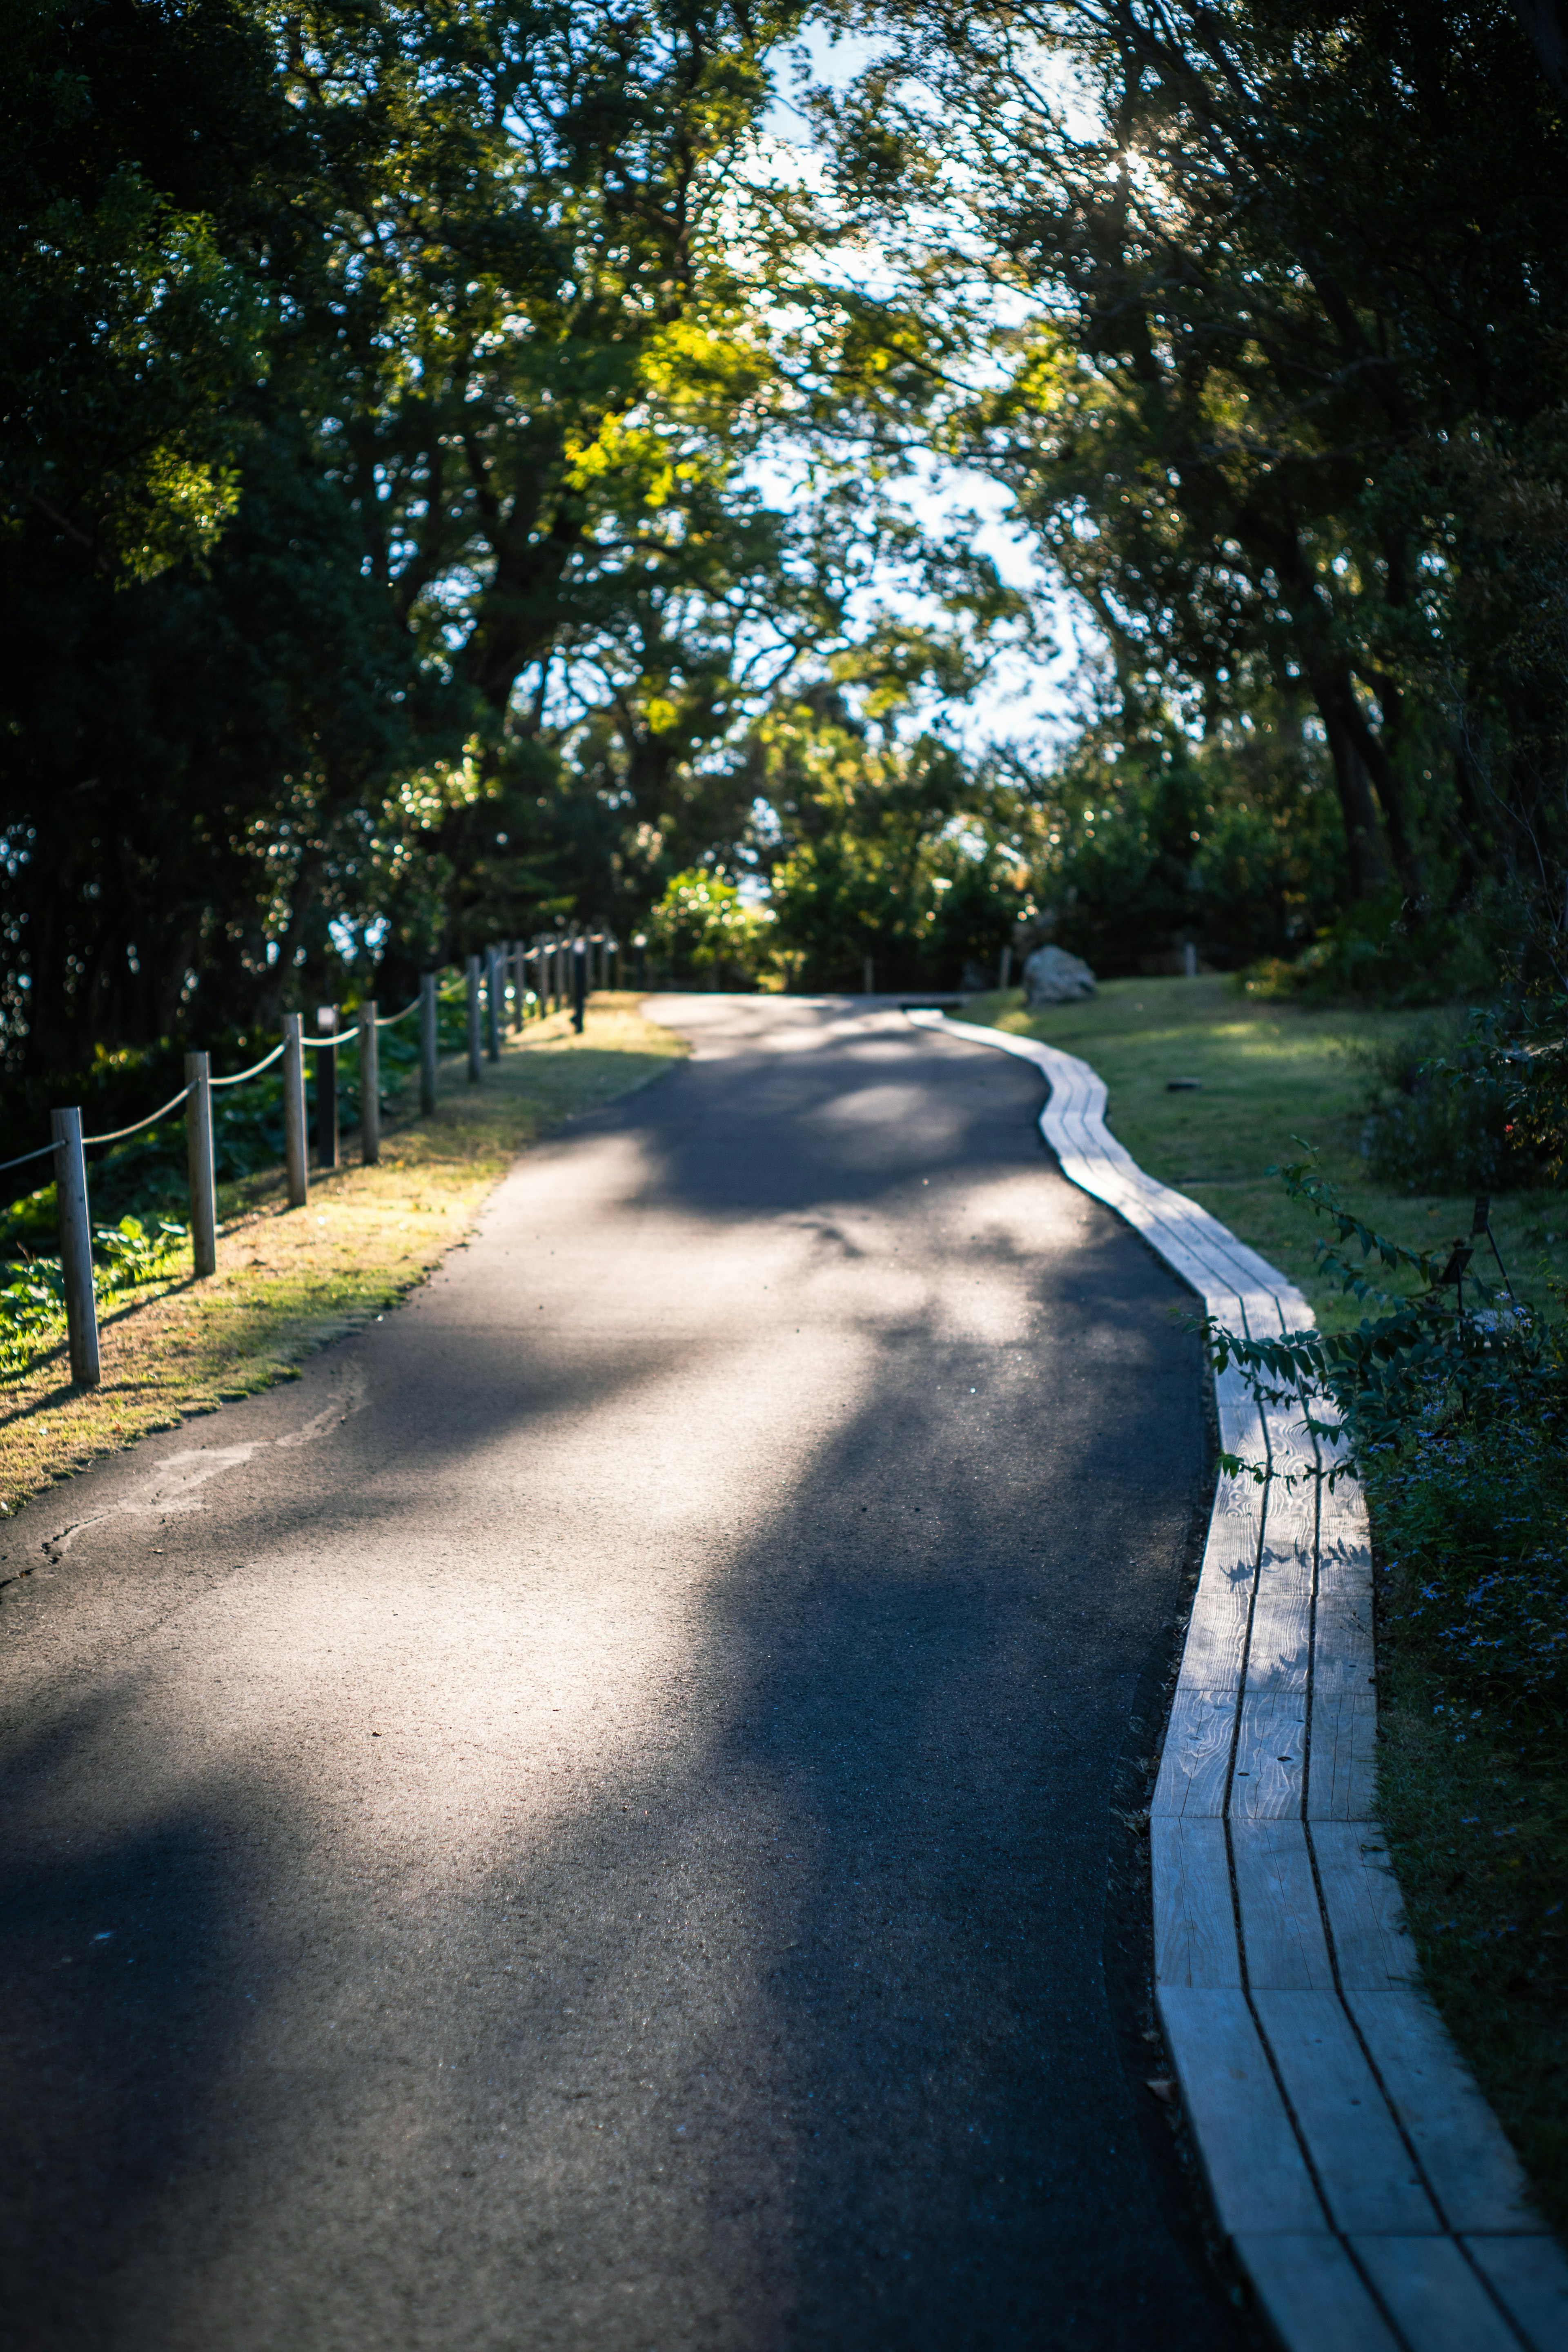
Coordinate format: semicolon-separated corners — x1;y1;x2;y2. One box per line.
805;0;1568;942
4;0;1566;1121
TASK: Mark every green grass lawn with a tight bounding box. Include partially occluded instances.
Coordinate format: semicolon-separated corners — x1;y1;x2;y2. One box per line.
967;976;1568;2235
963;976;1564;1332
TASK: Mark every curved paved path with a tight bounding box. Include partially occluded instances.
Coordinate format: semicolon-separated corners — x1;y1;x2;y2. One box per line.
0;996;1246;2350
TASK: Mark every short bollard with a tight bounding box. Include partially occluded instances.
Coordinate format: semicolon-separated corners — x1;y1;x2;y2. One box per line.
283;1013;309;1207
316;1006;340;1169
485;947;501;1062
572;936;587;1034
419;974;438;1116
466;956;482;1082
51;1106;100;1388
359;1001;380;1165
185;1050;218;1277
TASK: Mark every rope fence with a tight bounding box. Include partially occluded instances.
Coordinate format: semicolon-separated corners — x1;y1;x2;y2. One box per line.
3;927;622;1390
208;1040;288;1089
0;1141;56;1176
83;1083;193;1142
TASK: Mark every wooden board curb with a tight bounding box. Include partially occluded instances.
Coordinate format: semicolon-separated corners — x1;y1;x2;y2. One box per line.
907;1011;1568;2352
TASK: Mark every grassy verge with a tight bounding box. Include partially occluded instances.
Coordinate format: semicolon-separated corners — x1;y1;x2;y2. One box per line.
963;978;1565;1330
0;996;685;1520
1365;1626;1567;2232
966;978;1568;2232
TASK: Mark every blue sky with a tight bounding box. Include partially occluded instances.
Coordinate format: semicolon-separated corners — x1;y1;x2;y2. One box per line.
756;22;1092;755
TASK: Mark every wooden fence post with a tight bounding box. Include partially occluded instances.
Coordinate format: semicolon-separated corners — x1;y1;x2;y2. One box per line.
316;1006;340;1169
359;1002;380;1165
283;1014;309;1207
485;947;501;1062
51;1107;100;1388
420;973;437;1115
185;1050;218;1277
466;956;482;1082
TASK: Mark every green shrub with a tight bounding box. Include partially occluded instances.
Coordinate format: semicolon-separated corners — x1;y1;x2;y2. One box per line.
1463;996;1568;1187
752;700;1030;993
1372;1417;1568;1718
1030;704;1345;975
0;1214;188;1380
1242;891;1503;1007
647;870;773;985
1206;1150;1568;1745
1358;1020;1531;1194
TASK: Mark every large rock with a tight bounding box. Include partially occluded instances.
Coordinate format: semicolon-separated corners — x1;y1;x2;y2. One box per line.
1022;944;1097;1005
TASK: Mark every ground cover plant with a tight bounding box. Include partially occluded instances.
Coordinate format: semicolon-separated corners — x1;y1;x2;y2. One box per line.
0;1215;190;1382
0;998;686;1521
970;976;1568;2228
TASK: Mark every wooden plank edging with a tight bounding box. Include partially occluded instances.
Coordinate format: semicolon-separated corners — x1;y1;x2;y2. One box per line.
906;1011;1566;2352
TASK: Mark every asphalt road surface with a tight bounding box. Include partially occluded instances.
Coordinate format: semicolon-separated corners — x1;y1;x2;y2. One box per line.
0;996;1249;2352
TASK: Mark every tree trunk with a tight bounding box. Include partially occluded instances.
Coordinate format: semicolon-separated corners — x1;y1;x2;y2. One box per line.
1337;684;1423;897
1314;682;1389;898
1510;0;1568;94
1447;725;1487;904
